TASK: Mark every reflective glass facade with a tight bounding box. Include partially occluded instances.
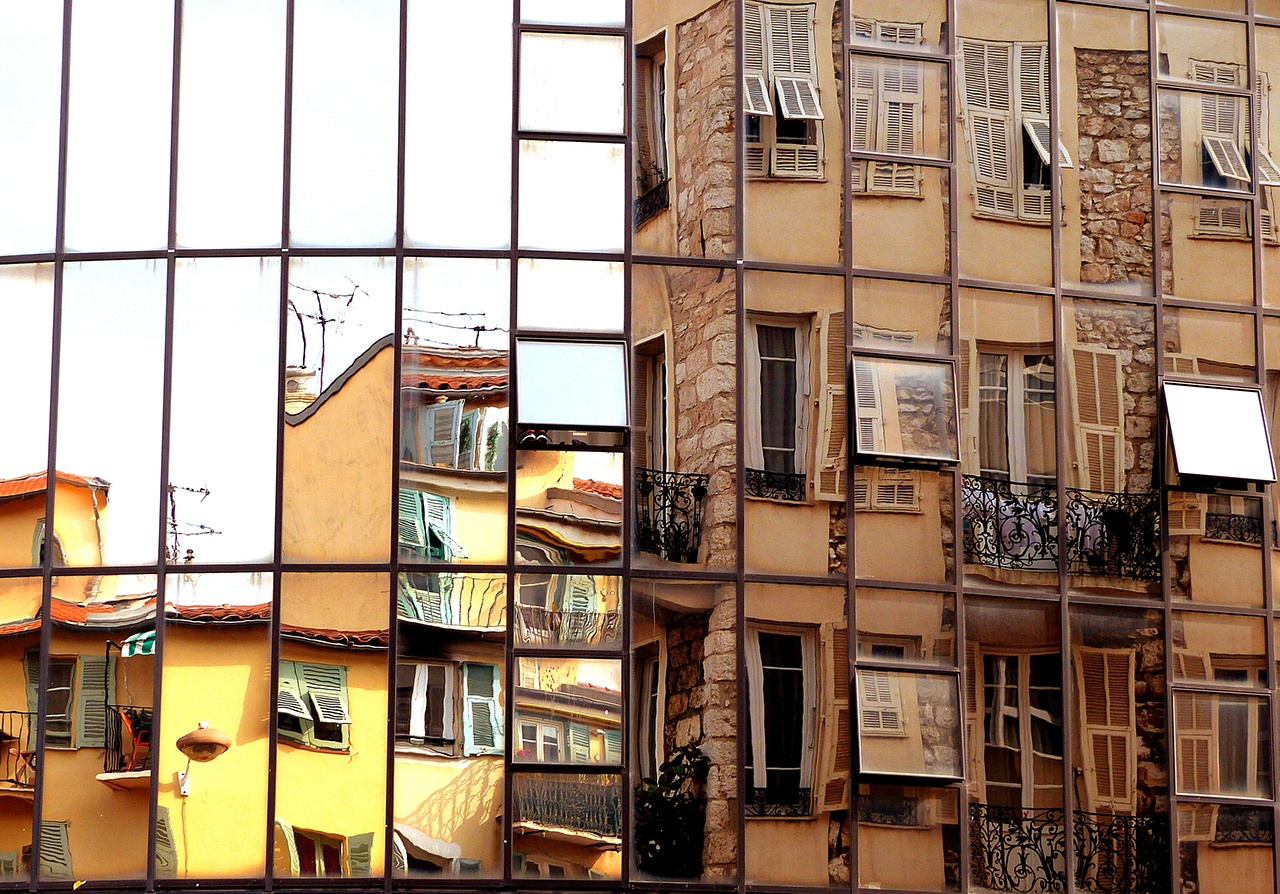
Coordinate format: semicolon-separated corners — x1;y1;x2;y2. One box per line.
4;1;1280;892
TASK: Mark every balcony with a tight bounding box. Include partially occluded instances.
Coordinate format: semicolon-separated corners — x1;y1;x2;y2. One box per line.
961;477;1160;582
634;178;669;228
512;775;622;845
1204;511;1264;545
636;468;708;564
98;706;152;790
744;468;805;502
968;804;1167;894
513;603;621;648
0;712;36;792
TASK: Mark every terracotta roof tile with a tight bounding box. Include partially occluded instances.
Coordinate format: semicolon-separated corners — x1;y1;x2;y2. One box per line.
572;478;623;500
401;373;508;390
0;471;110;502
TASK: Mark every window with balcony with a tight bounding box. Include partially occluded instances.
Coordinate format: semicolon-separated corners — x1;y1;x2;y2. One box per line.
23;651;112;750
746;317;810;501
958;38;1073;222
743;1;824;179
634;33;669;225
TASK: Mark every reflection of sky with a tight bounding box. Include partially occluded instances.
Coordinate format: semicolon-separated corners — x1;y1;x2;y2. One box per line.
404;258;510;350
0;266;53;479
166;571;272;608
286;256;395;392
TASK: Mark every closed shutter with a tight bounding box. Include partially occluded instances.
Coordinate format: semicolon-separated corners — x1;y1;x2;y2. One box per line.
852;358;886;454
567;722;591;763
275;819;300;878
398;489;426;554
300;663;351;727
850;56;875;192
1164;353;1200;375
1173;649;1209;682
75;653;113;749
965;643;986;797
423;400;464;468
1179;803;1219;842
1176;691;1217;796
767;4;815;79
561;575;596;642
633;354;651;470
816;622;850;811
958;339;979;474
960;39;1016;216
1167;493;1207;536
816;311;847;500
772;144;823;177
852;471;870;509
1016;43;1048;117
1074;647;1137;813
743;1;774;116
154;806;178;878
603;729;623;764
463;663;503;755
1069;346;1124;493
346;832;374;877
878;58;922;157
38;821;71;881
870;468;921;511
857;669;904;735
1194;198;1248;237
23;650;38;750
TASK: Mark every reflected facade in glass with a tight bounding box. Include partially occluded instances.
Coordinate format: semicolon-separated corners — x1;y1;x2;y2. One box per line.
4;0;1280;892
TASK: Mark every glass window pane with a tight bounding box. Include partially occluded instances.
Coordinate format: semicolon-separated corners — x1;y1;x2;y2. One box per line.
518;259;623;333
856;669;962;779
515;449;622;566
176;0;285;248
511;773;622;878
516;341;627;427
520;34;625;135
515;575;620;648
518;141;624;252
852;356;959;463
514;658;622;762
1165;383;1276;482
857;589;956;666
63;0;174;252
522;0;624;26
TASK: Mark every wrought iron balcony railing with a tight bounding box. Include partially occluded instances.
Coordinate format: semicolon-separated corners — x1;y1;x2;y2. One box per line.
636;468;708;563
513;603;621;647
0;712;35;787
512;775;621;842
634;178;670;227
962;476;1058;570
103;705;152;774
745;468;805;502
1204;511;1264;545
968;804;1168;894
1064;488;1160;581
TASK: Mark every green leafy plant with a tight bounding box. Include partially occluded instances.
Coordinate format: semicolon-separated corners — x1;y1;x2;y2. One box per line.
634;744;709;877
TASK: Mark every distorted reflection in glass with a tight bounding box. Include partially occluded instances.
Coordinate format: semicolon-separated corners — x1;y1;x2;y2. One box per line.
405;0;512;249
854;467;955;585
518;141;624;252
851;356;959;463
395;572;505;878
39;574;157;881
289;0;397;247
519;34;624;135
513;658;622;765
515;450;622;567
632;578;737;882
1177;804;1273;894
1156;15;1247;86
1259;25;1280;308
282;258;395;563
857;786;959;892
1174;690;1271;799
157;572;272;878
632;264;737;570
852;167;950;275
275;573;388;879
1170;492;1265;607
856;669;962;779
852;278;950;356
0;266;52;570
1172;612;1266;687
744;582;848;886
511;773;622;880
176;0;285;249
1161;194;1252;305
62;0;173;252
401;260;509;565
857;589;955;667
0;4;61;255
515;575;620;649
1162;307;1257;383
0;578;37;881
170;259;280;565
58;261;167;567
1158;90;1253;195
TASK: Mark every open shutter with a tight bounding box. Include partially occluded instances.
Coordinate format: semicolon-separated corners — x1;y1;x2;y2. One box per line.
816;311;847;500
75;653;113;749
38;821;71;881
958;339;979;474
23;650;38;750
300;663;351;726
1203;134;1251;183
277;661;313;724
635;56;656;175
1167;493;1207;536
857;669;904;735
960;39;1016;215
154;806;178;878
347;832;374;877
1069;346;1124;493
274;820;300;878
1074;647;1137;813
852;358;886;454
965;643;986;797
1176;691;1218;797
423;400;464;468
463;662;503;756
743;1;773;116
568;722;591;763
398;489;426;554
603;729;623;764
816;622;850;811
850;57;875;192
423;493;453;560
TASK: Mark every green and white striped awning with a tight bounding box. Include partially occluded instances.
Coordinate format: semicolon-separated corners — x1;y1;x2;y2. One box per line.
120;629;155;658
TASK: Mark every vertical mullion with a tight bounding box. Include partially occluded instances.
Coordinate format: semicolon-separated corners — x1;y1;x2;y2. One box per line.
733;0;749;887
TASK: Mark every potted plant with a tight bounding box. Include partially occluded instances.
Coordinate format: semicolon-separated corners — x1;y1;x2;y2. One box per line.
633;745;709;878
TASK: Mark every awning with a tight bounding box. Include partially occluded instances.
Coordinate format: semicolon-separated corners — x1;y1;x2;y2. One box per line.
120;629;155;658
393;823;460;862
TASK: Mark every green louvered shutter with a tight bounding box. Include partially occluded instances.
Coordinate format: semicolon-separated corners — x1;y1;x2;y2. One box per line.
398;489;426;555
299;663;350;749
603;729;622;765
568;722;591;763
346;832;373;877
462;663;502;756
154;806;178;877
75;654;113;748
23;651;38;750
276;661;310;746
38;821;71;881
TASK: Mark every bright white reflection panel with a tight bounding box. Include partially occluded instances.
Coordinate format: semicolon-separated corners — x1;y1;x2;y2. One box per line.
405;0;512;249
1165;382;1276;481
519;34;625;134
518;141;624;252
0;267;52;487
521;0;625;26
0;5;62;254
64;0;174;252
177;0;285;248
290;0;398;247
517;341;627;426
517;259;624;332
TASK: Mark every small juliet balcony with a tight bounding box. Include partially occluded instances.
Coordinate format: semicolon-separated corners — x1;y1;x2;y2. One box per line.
634;177;669;228
636;468;708;564
0;712;36;794
512;774;622;846
98;705;152;791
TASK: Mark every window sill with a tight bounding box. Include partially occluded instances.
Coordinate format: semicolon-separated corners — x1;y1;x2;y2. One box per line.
970;210;1052;227
278;739;349;755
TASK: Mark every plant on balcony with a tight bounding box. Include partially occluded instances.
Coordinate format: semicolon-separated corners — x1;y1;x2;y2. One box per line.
634;745;709;878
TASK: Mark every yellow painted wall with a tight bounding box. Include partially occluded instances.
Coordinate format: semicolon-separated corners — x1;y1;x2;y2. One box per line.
394;754;503;872
858;824;945;889
1187;539;1265;607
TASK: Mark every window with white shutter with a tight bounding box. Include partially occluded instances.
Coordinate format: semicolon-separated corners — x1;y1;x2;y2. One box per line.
850;19;925;196
815;310;847;501
462;662;504;756
276;661;352;751
742;2;824;179
1068;346;1124;493
815;622;850;811
857;669;906;736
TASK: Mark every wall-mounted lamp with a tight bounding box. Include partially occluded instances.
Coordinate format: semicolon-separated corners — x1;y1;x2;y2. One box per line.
176;721;232;798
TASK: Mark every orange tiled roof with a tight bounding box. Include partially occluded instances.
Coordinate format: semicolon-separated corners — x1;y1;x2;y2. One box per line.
573;478;623;500
401;373;508;391
168;602;272;623
0;471;109;502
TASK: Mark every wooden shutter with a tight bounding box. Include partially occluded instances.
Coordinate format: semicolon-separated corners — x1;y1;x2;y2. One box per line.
870;468;921;512
743;1;774;115
816;311;847;500
1204;134;1251;183
852;470;870;509
1164;353;1200;375
816;622;850;811
1015;42;1049;117
965;643;986;797
38;821;71;881
1069;346;1124;493
1179;803;1219;842
23;650;38;750
568;722;591;763
1176;691;1218;796
1167;493;1207;536
633;354;651;470
398;489;426;553
772;144;823;177
277;661;313;726
561;575;596;642
300;663;351;727
347;832;374;877
857;669;904;735
960;39;1016;215
463;662;503;756
154;806;178;878
1194;198;1248;236
1074;647;1137;813
604;729;623;764
75;653;113;749
767;4;816;80
958;339;979;474
274;819;300;878
853;358;886;454
423;493;453;560
421;400;463;468
1173;648;1209;682
850;57;875;192
635;56;656;174
878;58;922;157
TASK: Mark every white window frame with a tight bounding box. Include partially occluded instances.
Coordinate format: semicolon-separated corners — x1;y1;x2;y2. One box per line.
745;315;812;492
974;345;1056;487
745;624;818;811
516;715;564;763
976;650;1063;809
400;662;455;744
744;1;824;179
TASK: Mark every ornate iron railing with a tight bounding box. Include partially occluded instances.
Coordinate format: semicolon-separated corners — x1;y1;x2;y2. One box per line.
634;178;670;227
103;705;152;774
745;468;806;502
1064;488;1160;581
857;795;921;827
512;775;621;841
1214;805;1274;843
746;786;812;818
1204;512;1264;545
962;476;1059;570
513;603;621;647
0;712;35;787
636;468;708;563
969;805;1168;894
